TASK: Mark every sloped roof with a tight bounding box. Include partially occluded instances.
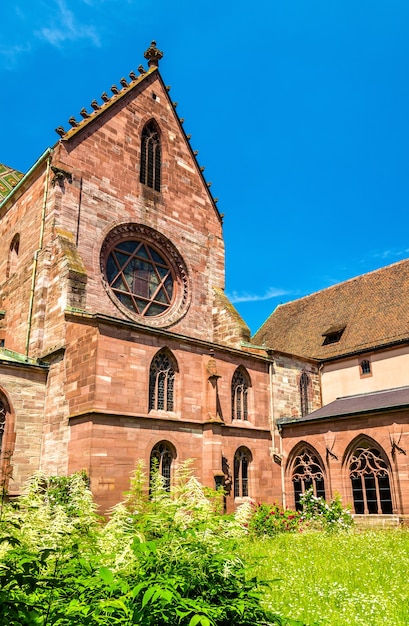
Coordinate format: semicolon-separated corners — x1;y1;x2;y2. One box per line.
55;64;158;141
0;348;48;369
52;41;220;219
0;163;24;199
278;386;409;425
253;258;409;360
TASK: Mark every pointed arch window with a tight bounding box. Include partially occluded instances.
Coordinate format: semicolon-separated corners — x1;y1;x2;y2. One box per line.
7;234;19;278
292;447;325;511
299;372;311;417
234;447;251;498
231;367;250;421
140;120;161;191
150;441;175;492
349;445;393;514
149;350;176;411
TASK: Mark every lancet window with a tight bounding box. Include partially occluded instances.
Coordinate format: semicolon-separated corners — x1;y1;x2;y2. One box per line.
234;447;251;498
140;120;161;191
231;367;250;421
150;441;175;492
299;372;311;417
149;350;176;411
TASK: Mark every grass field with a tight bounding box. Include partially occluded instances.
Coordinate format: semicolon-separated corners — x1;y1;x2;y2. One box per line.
242;529;409;626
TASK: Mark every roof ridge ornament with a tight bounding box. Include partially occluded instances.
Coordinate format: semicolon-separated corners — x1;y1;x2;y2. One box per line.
144;41;163;68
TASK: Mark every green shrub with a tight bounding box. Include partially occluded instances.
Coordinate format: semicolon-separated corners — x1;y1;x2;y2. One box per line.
299;488;354;531
247;502;303;537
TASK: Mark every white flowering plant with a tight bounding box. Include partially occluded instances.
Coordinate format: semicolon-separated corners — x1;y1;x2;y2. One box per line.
299;488;353;531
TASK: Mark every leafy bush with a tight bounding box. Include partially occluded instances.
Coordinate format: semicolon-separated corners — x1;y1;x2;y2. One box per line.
299;488;354;531
245;490;353;538
0;465;300;625
248;502;303;537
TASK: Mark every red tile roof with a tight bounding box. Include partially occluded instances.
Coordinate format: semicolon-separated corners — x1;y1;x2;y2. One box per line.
253;258;409;360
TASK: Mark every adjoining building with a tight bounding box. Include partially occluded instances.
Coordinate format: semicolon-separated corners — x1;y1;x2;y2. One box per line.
254;259;409;516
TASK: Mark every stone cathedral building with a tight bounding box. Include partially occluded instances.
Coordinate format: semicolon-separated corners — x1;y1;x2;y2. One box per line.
1;42;409;518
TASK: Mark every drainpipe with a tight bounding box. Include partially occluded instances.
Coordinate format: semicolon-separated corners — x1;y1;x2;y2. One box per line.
267;351;276;453
25;152;52;357
279;424;286;508
267;350;286;507
318;362;324;407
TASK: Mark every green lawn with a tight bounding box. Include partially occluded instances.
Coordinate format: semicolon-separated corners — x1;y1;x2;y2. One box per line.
242;530;409;626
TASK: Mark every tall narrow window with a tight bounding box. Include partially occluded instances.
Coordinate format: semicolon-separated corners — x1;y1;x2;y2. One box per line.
149;350;176;411
140;120;161;191
231;367;250;421
234;447;251;497
349;445;393;514
150;441;175;492
299;372;311;417
291;447;325;511
7;234;19;278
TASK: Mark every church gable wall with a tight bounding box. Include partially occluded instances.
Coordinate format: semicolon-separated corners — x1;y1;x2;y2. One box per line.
48;71;225;343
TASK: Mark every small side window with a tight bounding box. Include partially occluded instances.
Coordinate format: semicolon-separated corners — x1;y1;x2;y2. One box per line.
360;360;371;376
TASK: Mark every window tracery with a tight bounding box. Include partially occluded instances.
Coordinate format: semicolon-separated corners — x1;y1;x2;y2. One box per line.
234;447;251;498
150;441;174;492
149;351;176;411
231;367;250;421
105;239;174;318
349;445;393;514
100;224;190;329
291;447;325;510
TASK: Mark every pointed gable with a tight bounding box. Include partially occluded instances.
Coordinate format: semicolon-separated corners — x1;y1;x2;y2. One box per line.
53;41;220;224
45;42;227;342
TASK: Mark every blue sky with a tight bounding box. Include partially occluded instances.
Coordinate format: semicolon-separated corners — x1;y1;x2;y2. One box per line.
2;0;409;335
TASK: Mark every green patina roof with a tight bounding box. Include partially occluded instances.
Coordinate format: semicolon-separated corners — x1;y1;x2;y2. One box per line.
0;348;46;368
0;163;24;199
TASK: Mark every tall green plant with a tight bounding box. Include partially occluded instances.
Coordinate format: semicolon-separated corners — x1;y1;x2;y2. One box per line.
0;466;299;625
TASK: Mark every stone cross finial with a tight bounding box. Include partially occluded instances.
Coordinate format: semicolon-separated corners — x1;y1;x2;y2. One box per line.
144;41;163;67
